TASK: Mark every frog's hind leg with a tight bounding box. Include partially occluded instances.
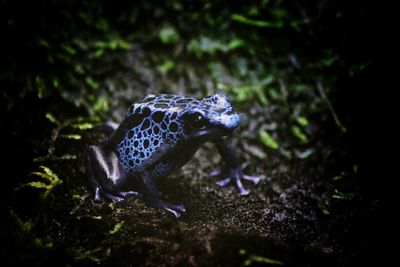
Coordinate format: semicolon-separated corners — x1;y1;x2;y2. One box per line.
85;147;103;201
102;121;119;136
85;145;142;202
90;176;142;203
94;186;142;202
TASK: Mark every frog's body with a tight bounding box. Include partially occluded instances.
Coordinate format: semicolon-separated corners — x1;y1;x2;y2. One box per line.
86;93;260;217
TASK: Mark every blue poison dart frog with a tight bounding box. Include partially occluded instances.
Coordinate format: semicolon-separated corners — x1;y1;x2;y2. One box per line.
85;93;260;217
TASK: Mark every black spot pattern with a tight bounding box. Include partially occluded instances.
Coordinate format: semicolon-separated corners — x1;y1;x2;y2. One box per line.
141;119;150;130
152;111;165;123
117;93;237;174
169;122;179;132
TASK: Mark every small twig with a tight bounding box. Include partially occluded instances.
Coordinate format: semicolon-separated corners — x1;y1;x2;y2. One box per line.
48;125;62;157
278;78;290;112
316;81;347;132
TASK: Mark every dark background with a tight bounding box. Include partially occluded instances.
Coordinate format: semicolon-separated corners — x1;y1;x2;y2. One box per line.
1;0;393;266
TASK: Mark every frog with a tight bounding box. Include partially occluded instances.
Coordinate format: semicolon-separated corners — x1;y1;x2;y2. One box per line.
85;93;260;217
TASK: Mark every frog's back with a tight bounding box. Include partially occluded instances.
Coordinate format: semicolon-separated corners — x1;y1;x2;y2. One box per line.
116;94;199;173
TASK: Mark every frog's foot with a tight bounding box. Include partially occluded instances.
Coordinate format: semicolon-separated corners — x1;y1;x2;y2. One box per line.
120;191;143;198
94;187;124;202
161;202;186;218
94;187;142;202
146;199;186;218
210;168;261;195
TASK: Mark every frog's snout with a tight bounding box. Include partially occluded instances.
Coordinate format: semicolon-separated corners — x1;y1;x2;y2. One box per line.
226;113;240;129
212;113;240;130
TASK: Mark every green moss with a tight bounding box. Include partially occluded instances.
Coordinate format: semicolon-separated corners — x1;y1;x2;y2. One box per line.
108;221;125;235
259;131;279;149
26;166;63;198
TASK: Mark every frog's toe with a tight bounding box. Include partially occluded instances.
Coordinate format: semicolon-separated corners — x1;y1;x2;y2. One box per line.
216;177;232;187
96;188;125;202
94;187;102;201
216;174;250;195
103;192;125;202
243;174;262;185
213;168;260;195
209;170;221;177
120;191;143;198
162;202;186;218
235;178;250;196
211;170;232;186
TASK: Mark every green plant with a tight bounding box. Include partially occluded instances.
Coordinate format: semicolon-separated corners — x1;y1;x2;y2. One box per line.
25;166;62;198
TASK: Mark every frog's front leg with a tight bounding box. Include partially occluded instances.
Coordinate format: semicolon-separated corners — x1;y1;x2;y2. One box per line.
133;143;187;218
138;170;186;218
211;137;261;195
85;145;141;202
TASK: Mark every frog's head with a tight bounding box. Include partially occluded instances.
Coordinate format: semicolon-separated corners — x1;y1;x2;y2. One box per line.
182;93;240;141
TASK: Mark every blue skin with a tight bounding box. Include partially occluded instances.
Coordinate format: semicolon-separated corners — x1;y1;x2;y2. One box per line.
85;93;260;217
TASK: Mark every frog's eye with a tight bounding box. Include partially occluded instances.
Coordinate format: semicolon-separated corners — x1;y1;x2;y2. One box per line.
187;112;207;129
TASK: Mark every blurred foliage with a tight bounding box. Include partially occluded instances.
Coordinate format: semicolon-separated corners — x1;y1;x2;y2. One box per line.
332;189;354;200
259;131;279;150
9;210;54;249
292;126;308;141
32;113;98;162
73;248;102;263
1;0;134;112
1;0;375;119
159;26;180;44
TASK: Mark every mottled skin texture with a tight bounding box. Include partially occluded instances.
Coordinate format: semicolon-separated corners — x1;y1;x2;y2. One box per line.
86;93;260;217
